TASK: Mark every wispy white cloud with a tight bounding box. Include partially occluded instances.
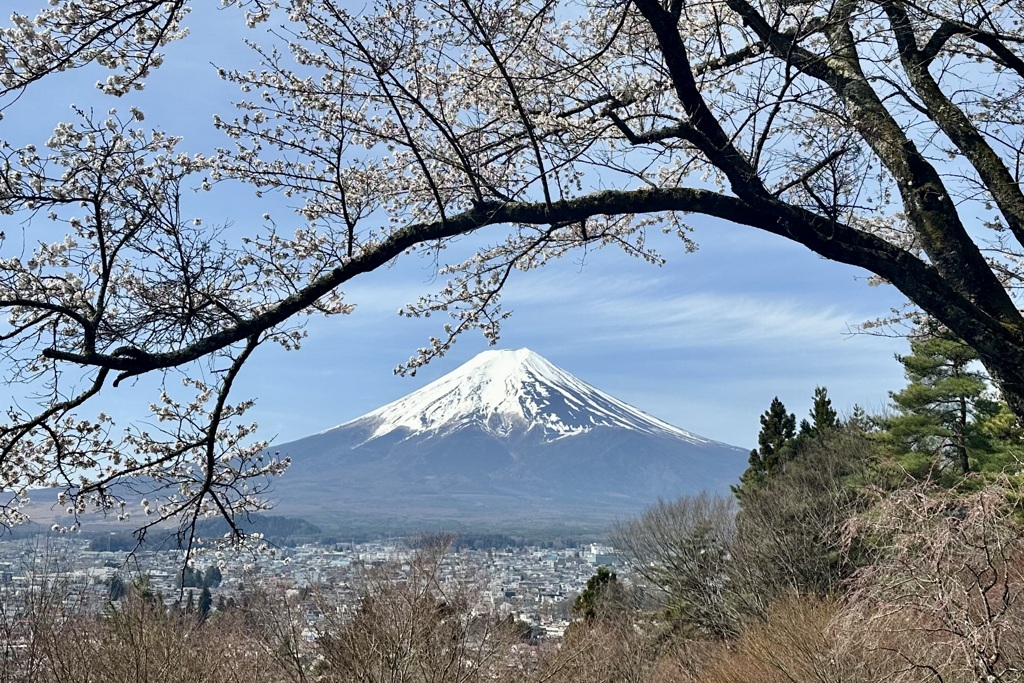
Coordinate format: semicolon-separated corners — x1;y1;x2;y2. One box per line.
497;268;879;352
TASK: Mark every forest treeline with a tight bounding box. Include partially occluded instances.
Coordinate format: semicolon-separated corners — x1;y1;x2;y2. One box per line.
4;326;1024;682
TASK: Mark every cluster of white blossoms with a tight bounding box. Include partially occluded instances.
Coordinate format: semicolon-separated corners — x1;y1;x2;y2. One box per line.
1;0;1024;544
0;99;300;548
0;1;189;96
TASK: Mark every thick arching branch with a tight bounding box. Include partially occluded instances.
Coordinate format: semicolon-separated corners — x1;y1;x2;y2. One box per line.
39;184;1006;383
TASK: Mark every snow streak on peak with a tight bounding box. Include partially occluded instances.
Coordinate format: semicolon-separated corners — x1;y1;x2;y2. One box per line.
331;348;713;445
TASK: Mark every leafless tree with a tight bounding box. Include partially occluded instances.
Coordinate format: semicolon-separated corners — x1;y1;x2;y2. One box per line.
734;427;873;598
611;493;745;637
312;542;522;683
839;482;1024;682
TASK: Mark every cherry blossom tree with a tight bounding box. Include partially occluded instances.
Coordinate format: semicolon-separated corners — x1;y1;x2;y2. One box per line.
3;0;1024;540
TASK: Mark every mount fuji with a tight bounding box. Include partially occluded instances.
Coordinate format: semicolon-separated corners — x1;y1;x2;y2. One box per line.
268;349;747;532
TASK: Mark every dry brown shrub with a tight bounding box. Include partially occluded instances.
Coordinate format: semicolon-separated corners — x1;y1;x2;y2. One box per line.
0;579;290;683
837;483;1024;682
534;618;654;683
529;608;717;683
682;595;850;683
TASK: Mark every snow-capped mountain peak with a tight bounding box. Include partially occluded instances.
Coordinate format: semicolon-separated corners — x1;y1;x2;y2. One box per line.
330;348;712;445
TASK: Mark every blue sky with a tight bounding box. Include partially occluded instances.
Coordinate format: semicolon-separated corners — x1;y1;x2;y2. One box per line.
2;3;911;450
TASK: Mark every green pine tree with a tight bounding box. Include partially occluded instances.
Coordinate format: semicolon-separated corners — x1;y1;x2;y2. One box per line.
178;565;203;589
572;567;618;623
203;564;222;588
808;386;839;434
847;404;871;432
888;328;1000;473
794;386;841;452
734;397;796;501
107;575;126;601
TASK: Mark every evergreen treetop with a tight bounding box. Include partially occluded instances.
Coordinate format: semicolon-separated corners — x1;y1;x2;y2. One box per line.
734;397;797;502
888;328;1001;474
807;386;839;435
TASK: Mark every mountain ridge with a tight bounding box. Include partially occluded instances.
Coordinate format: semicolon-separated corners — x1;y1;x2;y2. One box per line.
269;348;747;531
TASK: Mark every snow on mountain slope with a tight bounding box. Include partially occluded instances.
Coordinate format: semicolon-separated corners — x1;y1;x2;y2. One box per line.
326;348;714;445
269;348;748;529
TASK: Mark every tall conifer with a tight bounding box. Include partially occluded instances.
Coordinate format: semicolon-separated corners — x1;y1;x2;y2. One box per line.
889;327;1000;473
734;397;796;501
